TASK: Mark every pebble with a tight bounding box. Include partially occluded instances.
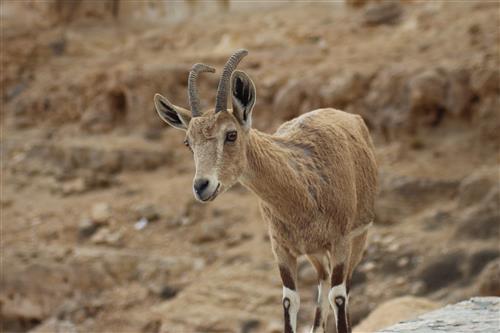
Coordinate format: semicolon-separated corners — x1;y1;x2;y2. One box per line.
78;219;100;239
397;257;410;267
91;227;123;246
91;203;111;224
61;178;87;195
133;203;159;221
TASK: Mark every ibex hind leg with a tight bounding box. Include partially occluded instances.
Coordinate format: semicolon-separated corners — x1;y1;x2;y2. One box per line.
328;238;352;333
307;253;331;333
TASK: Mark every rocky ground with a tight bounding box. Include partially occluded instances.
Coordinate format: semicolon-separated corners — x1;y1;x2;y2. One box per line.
1;1;499;333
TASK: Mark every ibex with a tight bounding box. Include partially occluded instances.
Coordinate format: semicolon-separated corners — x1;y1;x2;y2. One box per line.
153;50;377;333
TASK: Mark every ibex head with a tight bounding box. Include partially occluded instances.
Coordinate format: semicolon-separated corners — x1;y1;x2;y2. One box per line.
154;49;256;202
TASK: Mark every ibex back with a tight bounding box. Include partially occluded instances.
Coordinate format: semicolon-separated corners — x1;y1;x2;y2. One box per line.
154;50;377;333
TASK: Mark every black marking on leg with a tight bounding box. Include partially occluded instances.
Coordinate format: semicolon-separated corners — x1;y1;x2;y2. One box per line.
335;296;350;333
313;307;322;329
279;265;296;290
331;263;344;287
283;297;293;333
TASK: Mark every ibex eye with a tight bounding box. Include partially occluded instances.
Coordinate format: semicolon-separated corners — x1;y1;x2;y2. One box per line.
183;139;190;147
225;131;237;143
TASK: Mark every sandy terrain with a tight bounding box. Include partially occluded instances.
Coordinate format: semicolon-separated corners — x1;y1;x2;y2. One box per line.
1;1;499;332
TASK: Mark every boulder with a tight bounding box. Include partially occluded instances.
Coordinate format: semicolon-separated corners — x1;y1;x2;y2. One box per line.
407;68;448;130
378;298;500;333
354;296;441;333
476;259;500;297
454;188;500;240
469;248;500;277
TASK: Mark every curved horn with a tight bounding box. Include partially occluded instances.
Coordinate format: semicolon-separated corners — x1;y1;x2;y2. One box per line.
188;63;216;117
214;49;248;113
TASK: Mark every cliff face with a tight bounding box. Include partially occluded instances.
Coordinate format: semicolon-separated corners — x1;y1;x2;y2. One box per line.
379;298;500;333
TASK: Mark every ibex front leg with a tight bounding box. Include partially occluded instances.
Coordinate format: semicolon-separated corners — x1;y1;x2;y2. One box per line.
328;238;352;333
275;247;299;333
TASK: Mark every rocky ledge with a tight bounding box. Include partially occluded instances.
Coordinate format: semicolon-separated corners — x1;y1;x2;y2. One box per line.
378;297;500;333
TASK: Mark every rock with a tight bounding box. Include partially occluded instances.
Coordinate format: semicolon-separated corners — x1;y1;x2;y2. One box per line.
417;251;464;293
363;66;409;139
78;219;101;239
469;248;500;276
384;176;459;203
61;178;87;195
378;298;499;333
90;228;123;246
190;221;227;244
476;259;500;297
319;72;370;109
362;1;403;26
376;175;459;224
240;319;260;333
1;294;45;329
91;203;111;224
272;78;322;121
423;210;452;231
407;68;448;130
354;296;441;333
458;166;497;207
454;195;500;240
133;203;160;221
350;298;371;327
159;286;180;300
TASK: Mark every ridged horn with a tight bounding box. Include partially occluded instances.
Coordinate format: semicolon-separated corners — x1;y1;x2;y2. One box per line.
214;49;248;113
188;63;216;117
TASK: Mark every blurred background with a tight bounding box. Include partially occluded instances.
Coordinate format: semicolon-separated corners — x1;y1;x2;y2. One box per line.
1;0;499;332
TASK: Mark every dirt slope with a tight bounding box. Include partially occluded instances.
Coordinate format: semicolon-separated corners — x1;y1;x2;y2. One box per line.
1;1;499;332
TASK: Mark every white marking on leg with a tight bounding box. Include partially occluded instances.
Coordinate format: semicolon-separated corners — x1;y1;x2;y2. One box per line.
328;283;347;329
283;286;300;333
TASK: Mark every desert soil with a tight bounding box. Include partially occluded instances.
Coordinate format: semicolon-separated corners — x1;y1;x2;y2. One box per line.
1;1;499;333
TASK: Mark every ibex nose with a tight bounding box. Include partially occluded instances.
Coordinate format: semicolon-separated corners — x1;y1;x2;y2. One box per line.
194;178;210;196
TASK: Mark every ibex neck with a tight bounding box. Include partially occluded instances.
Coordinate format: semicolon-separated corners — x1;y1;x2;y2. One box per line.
240;129;311;214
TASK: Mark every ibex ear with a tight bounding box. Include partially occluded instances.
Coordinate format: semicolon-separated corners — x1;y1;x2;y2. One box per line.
231;70;256;130
154;93;191;130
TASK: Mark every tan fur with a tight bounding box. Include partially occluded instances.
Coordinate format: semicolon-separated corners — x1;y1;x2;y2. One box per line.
154;57;377;332
240;109;377;258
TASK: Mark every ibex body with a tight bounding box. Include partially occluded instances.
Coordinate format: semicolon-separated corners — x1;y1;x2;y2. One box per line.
154;50;377;333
